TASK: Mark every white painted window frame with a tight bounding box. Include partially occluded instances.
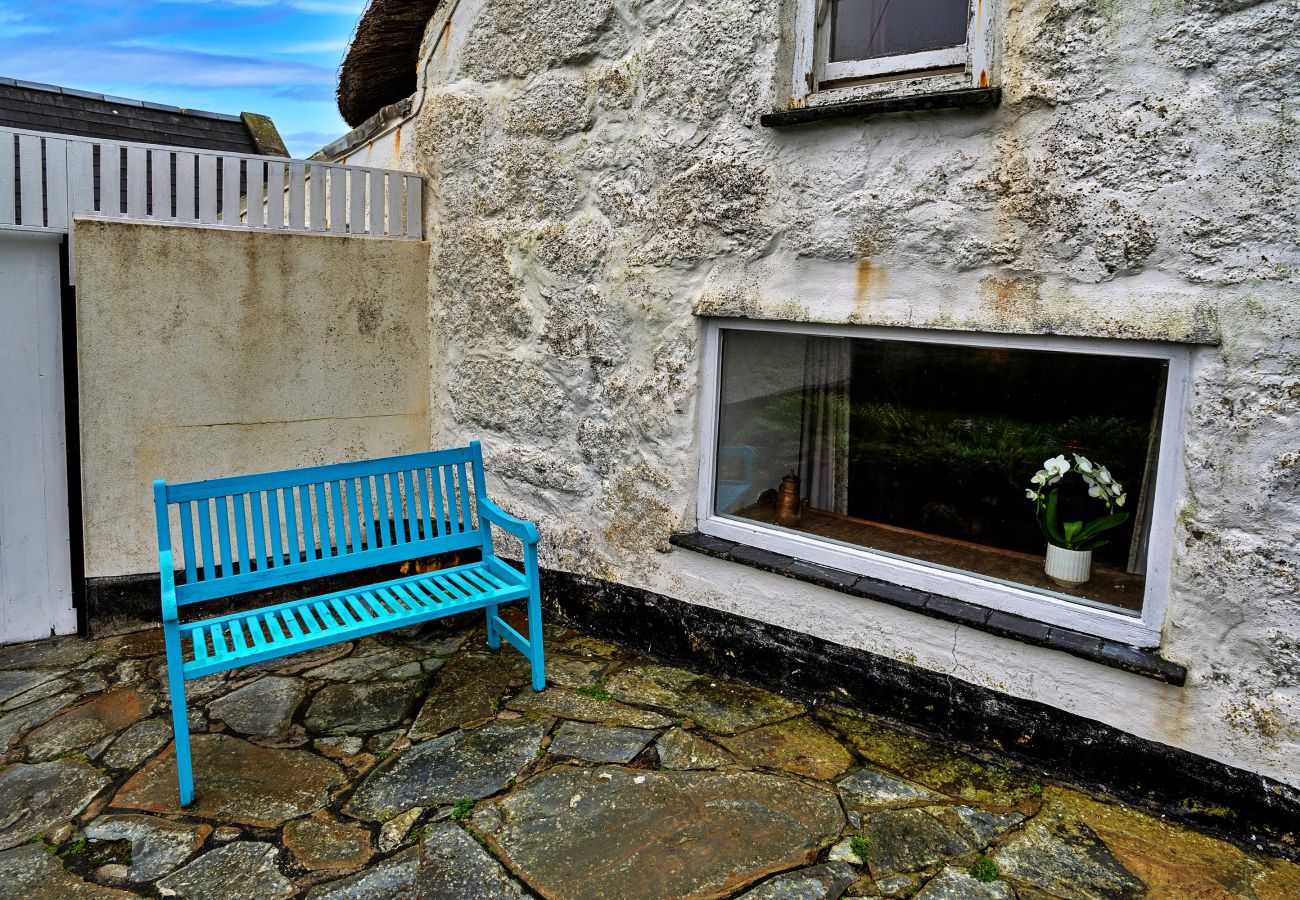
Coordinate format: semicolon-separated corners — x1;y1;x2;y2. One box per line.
695;319;1191;649
791;0;996;106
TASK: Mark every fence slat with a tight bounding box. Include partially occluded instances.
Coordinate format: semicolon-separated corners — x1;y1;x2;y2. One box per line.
198;155;218;224
309;164;325;231
125;145;147;218
0;133;14;225
387;172;402;237
288;161;306;230
328;168;346;234
221;156;241;225
266;160;284;228
369;169;384;235
18;134;43;226
43;139;68;230
175;152;196;221
245;158;264;228
150;148;172;218
98;143;120;216
349;169;366;234
405;175;421;238
67;141;94;217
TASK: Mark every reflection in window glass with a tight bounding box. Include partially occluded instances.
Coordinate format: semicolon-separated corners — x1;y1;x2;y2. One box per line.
713;330;1168;615
829;0;969;63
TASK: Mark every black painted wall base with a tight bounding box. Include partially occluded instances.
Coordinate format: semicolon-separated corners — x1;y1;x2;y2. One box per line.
538;568;1299;862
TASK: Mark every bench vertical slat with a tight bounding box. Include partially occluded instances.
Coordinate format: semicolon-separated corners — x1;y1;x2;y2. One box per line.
426;468;445;537
387;583;424;611
214;496;234;576
416;469;434;540
445;571;483;599
225;619;246;654
250;491;268;571
460;462;475;527
442;466;459;533
329;481;347;555
460;568;498;594
281;609;305;640
393;583;433;612
298;485;316;561
267;489;284;568
349;479;368;552
473;567;510;591
433;573;470;601
197;498;216;581
359;590;394;620
359;476;379;550
342;595;374;622
375;474;393;546
283;487;300;564
401;470;420;541
244;615;267;649
178;501;198;584
190;630;209;666
418;578;456;605
313;601;342;634
231;494;250;575
376;587;410;616
313;483;332;558
296;606;323;636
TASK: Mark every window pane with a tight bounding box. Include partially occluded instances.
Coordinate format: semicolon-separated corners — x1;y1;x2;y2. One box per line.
714;330;1168;616
829;0;970;63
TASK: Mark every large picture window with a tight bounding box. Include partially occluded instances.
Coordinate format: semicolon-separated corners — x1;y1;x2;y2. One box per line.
699;323;1188;646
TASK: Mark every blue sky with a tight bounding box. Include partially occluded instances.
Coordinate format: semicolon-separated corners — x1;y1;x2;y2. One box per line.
0;0;368;157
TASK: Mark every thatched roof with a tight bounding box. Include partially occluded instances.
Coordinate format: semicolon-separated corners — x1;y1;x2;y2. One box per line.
338;0;441;128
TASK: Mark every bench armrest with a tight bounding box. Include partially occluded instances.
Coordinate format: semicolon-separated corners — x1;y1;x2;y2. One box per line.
478;498;539;544
159;550;178;623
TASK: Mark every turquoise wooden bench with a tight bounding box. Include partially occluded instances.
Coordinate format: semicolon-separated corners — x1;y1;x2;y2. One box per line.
152;441;543;806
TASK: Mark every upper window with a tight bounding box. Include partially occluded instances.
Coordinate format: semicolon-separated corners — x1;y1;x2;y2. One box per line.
698;322;1189;647
792;0;995;104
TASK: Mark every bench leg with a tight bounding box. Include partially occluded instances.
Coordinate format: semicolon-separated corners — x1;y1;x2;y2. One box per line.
485;604;501;650
527;587;545;692
163;626;195;807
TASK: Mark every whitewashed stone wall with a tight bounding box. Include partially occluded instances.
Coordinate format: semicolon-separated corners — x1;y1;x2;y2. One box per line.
397;0;1300;785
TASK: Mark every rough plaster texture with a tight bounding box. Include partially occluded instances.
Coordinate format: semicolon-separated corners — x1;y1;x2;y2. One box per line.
388;0;1299;785
74;220;430;578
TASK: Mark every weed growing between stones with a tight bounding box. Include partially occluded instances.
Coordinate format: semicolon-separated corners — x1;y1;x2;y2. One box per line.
576;683;611;701
850;834;870;862
450;799;475;822
970;856;999;883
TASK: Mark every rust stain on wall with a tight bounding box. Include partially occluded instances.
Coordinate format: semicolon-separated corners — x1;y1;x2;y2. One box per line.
854;258;885;318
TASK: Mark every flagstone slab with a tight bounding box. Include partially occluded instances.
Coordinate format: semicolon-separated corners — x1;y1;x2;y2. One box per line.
305;680;421;735
604;663;804;734
506;686;673;730
24;688;152;761
83;814;211;881
346;719;548;821
816;707;1040;813
483;766;844;899
0;669;62;705
0;844;138;898
544;655;608;689
837;766;948;810
0;693;74;750
415;821;528;898
548;721;657;763
303;647;418;681
0;758;108;849
737;861;857;899
655;728;736;770
208;676;306;738
114;734;346;827
2;676;74;712
99;628;166;659
306;846;422;899
102;719;174;771
284;811;373;871
914;868;1015;899
720;717;854;781
0;637;94;671
409;652;527;739
156;841;292;899
861;807;985;877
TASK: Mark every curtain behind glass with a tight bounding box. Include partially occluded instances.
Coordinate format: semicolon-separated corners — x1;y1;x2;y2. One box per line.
799;337;851;514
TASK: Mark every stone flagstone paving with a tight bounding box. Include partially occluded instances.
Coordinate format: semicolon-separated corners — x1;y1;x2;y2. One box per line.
0;618;1296;899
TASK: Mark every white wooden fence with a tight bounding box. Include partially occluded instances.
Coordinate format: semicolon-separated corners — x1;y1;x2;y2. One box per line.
1;126;423;241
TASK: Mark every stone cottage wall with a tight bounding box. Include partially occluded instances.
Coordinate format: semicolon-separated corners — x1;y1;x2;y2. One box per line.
398;0;1300;786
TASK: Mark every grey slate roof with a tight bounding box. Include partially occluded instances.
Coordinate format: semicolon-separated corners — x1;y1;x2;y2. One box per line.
0;77;287;155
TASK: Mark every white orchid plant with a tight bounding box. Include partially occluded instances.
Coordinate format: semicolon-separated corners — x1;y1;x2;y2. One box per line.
1026;454;1129;551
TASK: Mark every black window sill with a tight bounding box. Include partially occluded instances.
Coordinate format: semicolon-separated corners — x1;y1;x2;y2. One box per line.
669;531;1186;686
760;87;1001;128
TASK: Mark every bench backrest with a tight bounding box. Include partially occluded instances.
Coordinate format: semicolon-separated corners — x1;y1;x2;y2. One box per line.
154;442;492;605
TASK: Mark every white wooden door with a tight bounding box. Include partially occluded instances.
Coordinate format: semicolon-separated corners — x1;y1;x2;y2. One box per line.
0;230;76;642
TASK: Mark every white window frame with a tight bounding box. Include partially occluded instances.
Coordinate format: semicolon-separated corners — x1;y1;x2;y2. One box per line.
695;319;1190;649
791;0;996;107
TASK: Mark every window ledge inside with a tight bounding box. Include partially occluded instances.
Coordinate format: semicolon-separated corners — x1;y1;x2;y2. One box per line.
669;530;1186;686
761;87;1001;128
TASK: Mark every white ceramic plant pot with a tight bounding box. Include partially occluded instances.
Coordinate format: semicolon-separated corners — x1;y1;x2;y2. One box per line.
1045;544;1092;586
